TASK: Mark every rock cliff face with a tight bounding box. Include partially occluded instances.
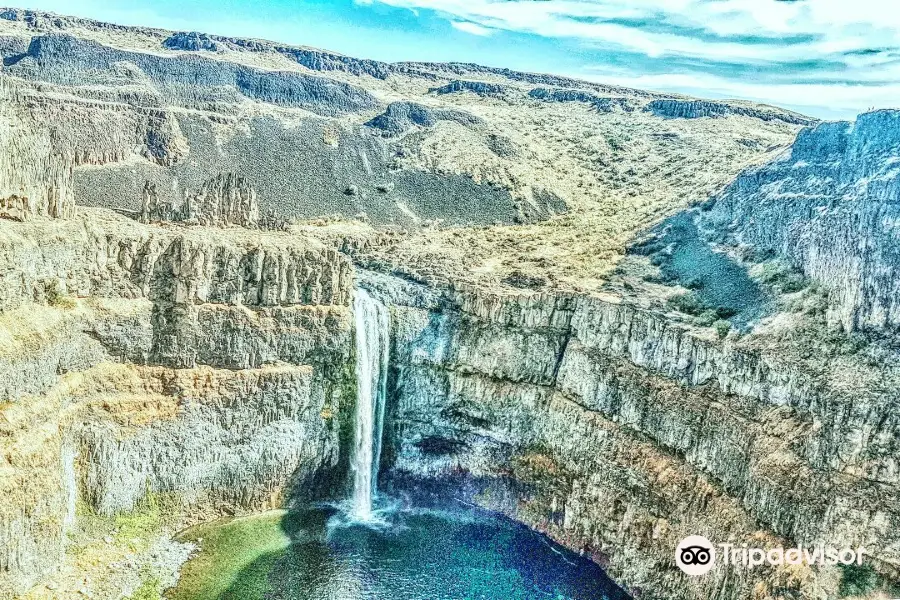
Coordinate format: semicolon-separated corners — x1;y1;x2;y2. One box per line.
528;88;639;112
0;77;74;220
701;110;900;333
4;33;378;115
360;268;900;600
0;210;356;598
142;173;260;227
646;99;815;125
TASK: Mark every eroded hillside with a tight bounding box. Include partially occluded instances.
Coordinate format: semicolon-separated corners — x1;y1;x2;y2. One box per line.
0;7;805;290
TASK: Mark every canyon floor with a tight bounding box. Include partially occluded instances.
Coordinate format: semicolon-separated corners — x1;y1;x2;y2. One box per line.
0;7;899;600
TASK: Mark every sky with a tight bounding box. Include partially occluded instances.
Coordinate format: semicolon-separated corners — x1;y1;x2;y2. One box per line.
16;0;900;119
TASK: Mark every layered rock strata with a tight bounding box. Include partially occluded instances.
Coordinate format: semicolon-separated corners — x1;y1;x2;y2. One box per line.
361;269;900;600
701;110;900;333
0;210;356;598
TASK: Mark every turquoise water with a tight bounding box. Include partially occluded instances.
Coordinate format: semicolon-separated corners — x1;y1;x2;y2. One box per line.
181;501;629;600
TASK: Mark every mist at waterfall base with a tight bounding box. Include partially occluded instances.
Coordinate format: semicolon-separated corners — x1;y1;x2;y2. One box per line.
170;289;629;599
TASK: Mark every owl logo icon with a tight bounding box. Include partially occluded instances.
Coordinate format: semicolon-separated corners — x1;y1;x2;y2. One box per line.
675;536;716;576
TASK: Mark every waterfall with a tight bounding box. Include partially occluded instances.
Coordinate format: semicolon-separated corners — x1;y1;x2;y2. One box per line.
351;287;390;520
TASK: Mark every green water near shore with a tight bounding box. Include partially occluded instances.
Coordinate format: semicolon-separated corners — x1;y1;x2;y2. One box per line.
168;511;291;600
167;503;629;600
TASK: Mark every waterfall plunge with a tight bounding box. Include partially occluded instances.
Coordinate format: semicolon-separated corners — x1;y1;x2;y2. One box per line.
351;287;390;520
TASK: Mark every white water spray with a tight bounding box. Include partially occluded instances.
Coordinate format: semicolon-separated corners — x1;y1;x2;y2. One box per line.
351;287;390;520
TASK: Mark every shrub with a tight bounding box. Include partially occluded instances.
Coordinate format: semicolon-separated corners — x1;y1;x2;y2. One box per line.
714;305;738;319
44;279;76;308
649;253;667;267
605;135;624;152
668;292;705;316
758;260;807;294
713;320;731;339
693;310;718;327
839;563;879;598
684;276;704;290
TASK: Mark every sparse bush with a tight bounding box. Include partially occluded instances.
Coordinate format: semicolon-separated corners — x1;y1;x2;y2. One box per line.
839;333;869;355
804;290;829;317
714;305;738;319
502;271;547;289
685;276;704;290
43;280;76;309
605;134;624;152
779;274;807;293
693;309;718;327
746;246;776;262
838;563;879;598
668;292;704;316
713;320;731;339
758;260;807;294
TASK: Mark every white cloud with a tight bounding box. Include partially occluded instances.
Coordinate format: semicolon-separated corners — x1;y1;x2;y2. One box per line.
450;20;494;35
364;0;900;116
367;0;900;60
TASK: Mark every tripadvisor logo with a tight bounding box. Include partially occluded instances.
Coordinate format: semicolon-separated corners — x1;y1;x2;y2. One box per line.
676;536;716;576
675;535;868;576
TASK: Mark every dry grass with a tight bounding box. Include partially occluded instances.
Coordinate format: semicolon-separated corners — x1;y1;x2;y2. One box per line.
0;304;75;359
361;99;798;294
0;10;802;299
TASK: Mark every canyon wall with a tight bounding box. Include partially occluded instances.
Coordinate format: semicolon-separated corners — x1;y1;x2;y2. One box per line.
701;110;900;333
0;211;356;598
3;180;899;600
1;10;897;600
362;269;900;600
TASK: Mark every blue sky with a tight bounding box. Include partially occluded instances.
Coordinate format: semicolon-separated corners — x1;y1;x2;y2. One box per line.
18;0;900;119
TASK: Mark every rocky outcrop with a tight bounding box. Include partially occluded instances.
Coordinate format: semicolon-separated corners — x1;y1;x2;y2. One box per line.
0;211;352;313
163;31;394;79
0;209;357;597
647;98;815;125
185;173;257;226
0;411;74;599
142;173;259;227
364;101;481;136
142;109;189;167
528;88;637;112
162;31;221;52
79;364;345;514
430;79;507;97
402;61;661;99
0;76;74;220
700;110;900;333
0;195;27;221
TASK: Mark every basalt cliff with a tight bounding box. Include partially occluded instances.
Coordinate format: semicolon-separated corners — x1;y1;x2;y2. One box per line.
0;8;897;600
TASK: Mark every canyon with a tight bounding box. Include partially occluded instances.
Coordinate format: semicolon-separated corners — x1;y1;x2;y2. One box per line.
0;7;898;600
